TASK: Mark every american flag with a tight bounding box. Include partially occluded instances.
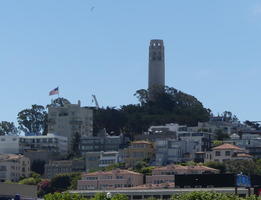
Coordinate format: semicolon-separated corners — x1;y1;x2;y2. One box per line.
49;87;59;96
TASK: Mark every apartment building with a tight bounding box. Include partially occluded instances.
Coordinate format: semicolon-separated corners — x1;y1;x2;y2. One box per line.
85;151;120;171
77;169;143;190
19;133;68;155
122;141;154;168
205;143;252;162
47;101;93;146
0;154;30;182
44;160;85;178
0;135;19;154
80;133;123;154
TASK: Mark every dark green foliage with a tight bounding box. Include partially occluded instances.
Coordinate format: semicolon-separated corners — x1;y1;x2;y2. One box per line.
71;132;81;157
51;98;71;107
94;86;210;136
49;172;81;193
214;129;230;140
0;121;19;135
50;174;71;192
31;160;46;175
224;160;261;175
244;120;261;130
204;161;226;173
111;194;129;200
204;160;261;175
17;104;47;135
38;179;52;197
171;191;256;200
44;192;87;200
93;107;126;135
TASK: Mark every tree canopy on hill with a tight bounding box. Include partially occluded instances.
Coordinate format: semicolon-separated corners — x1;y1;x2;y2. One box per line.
94;86;211;136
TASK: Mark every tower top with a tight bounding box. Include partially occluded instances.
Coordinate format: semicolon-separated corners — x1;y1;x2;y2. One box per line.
150;40;164;47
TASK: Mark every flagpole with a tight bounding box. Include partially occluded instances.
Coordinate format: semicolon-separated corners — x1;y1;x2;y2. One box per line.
58;86;60;98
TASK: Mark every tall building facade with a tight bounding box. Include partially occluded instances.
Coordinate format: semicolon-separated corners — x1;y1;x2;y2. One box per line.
148;39;165;98
47;101;93;147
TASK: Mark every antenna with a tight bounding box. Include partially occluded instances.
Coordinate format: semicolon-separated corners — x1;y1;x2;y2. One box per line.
92;95;100;109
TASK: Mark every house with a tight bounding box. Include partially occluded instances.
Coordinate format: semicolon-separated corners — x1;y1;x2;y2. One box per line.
122;141;154;168
0;154;30;182
205;143;252;162
146;164;219;184
77;169;143;190
226;133;261;158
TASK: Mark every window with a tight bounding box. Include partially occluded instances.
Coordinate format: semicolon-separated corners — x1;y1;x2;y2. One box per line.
225;151;230;156
215;151;220;156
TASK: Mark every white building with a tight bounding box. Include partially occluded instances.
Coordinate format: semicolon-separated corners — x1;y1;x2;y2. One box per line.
0;135;19;154
0;154;30;182
99;151;120;168
226;133;261;158
47;100;93;148
85;151;120;171
19;133;68;155
205;143;252;162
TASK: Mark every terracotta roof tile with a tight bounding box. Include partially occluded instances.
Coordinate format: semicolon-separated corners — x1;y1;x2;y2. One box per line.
236;153;252;158
213;143;243;151
83;169;142;177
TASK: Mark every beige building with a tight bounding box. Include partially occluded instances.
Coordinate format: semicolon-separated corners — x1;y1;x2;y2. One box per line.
122;141;154;168
0;154;30;182
205;143;252;162
146;164;219;184
47;100;93;149
77;169;143;190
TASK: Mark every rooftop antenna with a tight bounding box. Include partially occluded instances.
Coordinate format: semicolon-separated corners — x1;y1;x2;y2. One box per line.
92;95;100;109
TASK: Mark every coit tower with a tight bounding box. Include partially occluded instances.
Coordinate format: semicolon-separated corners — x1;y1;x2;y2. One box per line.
148;39;165;98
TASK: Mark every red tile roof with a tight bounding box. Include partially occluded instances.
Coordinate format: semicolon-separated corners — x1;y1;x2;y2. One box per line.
83;169;142;176
236;153;252;158
132;140;152;145
153;164;219;172
117;182;175;190
213;143;243;151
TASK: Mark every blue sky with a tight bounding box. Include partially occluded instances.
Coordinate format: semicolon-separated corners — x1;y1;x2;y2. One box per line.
0;0;261;124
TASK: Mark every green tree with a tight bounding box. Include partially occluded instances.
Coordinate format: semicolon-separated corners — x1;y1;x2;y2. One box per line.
171;191;247;200
204;161;226;173
214;129;230;141
71;132;81;157
18;177;39;185
0;121;19;135
50;172;82;192
93;86;211;136
49;97;71;107
31;160;46;175
224;160;261;175
17;104;47;135
44;192;87;200
111;194;129;200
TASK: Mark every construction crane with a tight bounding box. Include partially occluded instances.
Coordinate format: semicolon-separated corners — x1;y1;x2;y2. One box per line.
92;95;100;109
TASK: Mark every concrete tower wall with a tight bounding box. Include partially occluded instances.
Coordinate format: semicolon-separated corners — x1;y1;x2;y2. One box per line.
148;39;165;91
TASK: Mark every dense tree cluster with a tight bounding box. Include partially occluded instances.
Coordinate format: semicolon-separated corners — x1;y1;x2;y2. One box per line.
204;159;261;175
94;86;211;135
